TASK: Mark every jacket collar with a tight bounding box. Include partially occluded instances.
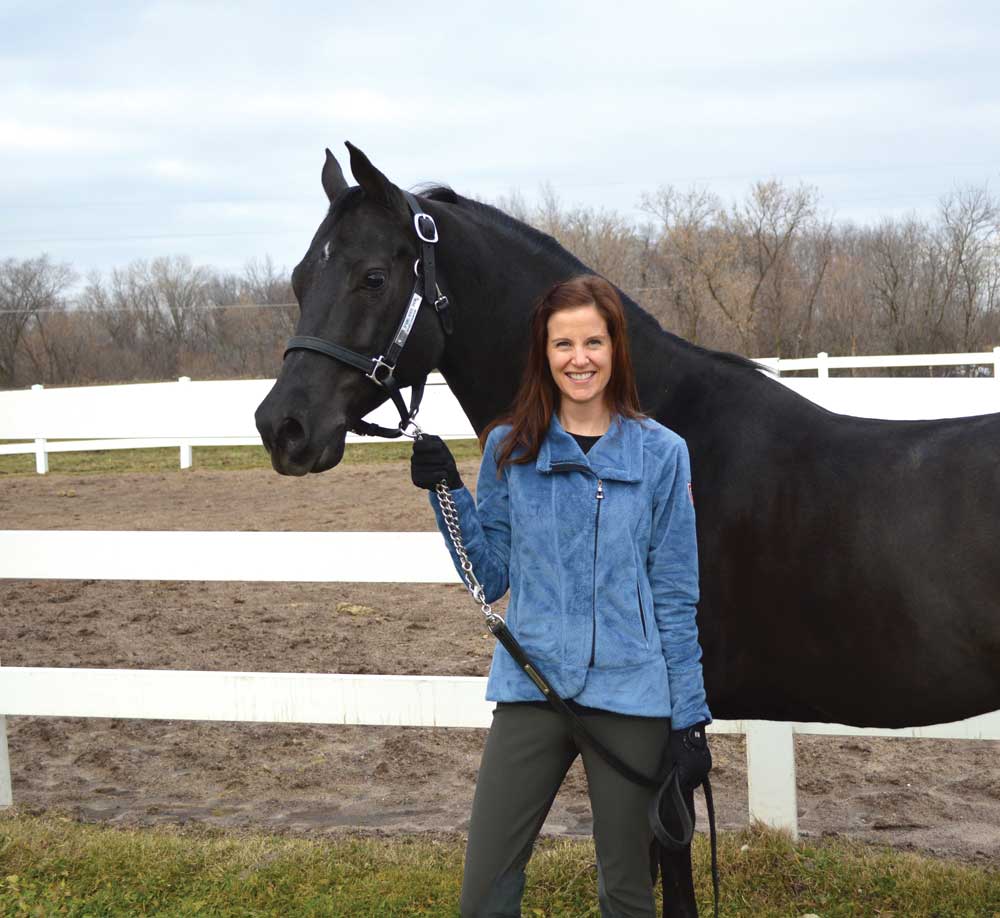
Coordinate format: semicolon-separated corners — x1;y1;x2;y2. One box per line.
535;412;643;482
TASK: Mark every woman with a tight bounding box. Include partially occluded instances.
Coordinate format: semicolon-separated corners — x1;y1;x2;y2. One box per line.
411;275;712;917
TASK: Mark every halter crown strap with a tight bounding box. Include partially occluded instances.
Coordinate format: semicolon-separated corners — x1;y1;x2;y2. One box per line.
403;191;453;335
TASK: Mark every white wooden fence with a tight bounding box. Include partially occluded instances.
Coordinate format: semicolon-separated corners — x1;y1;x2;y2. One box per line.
0;374;473;474
2;348;999;473
3;350;1000;838
3;530;1000;838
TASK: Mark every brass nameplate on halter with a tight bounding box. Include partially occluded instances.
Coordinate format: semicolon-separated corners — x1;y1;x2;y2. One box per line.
524;665;550;695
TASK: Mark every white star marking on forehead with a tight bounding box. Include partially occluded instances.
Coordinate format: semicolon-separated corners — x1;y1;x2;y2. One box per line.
321;241;331;262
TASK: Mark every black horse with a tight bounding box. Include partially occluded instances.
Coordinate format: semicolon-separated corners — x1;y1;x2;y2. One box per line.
257;143;1000;730
255;143;999;916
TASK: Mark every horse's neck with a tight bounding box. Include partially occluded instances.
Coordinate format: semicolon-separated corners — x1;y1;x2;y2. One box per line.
428;201;716;434
429;205;555;430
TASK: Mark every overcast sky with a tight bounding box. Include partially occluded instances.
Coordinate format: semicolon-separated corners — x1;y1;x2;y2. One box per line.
2;0;998;282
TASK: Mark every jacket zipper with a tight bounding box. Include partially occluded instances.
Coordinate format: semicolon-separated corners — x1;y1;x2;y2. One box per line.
550;462;603;667
592;479;603;665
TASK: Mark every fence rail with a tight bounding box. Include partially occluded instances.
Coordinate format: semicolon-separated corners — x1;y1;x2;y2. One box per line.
0;530;455;583
760;347;1000;376
3;529;999;838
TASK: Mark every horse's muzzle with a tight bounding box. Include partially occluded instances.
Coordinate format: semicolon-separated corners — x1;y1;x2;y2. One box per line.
255;397;348;476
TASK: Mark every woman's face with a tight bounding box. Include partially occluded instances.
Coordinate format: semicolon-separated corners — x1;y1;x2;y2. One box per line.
546;303;612;411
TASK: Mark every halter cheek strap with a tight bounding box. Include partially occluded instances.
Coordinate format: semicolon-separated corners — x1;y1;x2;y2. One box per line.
284;191;452;439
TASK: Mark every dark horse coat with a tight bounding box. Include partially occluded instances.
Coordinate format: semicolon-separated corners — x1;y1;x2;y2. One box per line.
257;144;1000;731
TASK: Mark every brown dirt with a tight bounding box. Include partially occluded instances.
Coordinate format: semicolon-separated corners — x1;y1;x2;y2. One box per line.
2;461;998;863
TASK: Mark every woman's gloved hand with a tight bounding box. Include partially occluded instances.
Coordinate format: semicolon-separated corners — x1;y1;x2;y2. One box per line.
411;434;464;491
668;722;712;791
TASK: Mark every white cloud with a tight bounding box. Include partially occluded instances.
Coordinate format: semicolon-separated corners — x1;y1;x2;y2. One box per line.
0;119;128;154
149;158;204;180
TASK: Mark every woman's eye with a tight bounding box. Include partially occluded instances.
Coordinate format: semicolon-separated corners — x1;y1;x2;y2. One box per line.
364;270;386;289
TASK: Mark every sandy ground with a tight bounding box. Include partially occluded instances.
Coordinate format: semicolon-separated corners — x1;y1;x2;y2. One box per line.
2;460;998;863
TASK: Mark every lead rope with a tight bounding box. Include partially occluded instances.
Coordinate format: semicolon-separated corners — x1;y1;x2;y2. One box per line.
703;777;720;917
430;470;720;917
433;479;505;632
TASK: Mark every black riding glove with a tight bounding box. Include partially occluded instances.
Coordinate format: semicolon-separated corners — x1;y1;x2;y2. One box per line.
410;434;464;491
668;721;712;791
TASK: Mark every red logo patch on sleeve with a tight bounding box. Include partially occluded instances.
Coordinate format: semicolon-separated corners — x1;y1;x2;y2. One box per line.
688;482;694;506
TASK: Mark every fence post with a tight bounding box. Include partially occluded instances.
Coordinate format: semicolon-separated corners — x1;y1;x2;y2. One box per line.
745;720;798;838
0;659;10;807
32;384;49;474
816;352;829;379
178;377;193;469
0;715;10;809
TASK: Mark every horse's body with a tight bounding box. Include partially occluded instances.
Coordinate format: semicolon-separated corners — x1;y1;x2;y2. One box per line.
257;145;1000;730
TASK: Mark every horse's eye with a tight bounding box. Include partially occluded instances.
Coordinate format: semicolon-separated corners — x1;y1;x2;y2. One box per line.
364;270;386;290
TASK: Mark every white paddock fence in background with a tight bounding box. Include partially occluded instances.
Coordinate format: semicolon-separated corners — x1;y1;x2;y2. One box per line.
2;530;1000;839
2;348;1000;473
0;373;473;474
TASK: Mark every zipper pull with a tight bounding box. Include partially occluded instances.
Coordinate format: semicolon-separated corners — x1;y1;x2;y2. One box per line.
596;480;604;500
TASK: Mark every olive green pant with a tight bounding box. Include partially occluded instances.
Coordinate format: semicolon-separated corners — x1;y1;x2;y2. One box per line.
460;703;670;918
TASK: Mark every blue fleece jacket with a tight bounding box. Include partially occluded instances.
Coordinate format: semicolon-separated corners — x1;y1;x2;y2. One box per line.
429;412;711;728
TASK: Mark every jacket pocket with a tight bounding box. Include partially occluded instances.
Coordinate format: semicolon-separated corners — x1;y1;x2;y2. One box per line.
637;582;648;642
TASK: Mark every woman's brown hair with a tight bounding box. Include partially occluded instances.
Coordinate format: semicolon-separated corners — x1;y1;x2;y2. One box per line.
481;274;644;474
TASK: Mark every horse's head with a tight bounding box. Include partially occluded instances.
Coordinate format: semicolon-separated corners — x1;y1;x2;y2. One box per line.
255;143;447;475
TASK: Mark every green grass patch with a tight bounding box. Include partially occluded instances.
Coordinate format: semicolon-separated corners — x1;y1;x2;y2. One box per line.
0;439;483;478
1;815;996;916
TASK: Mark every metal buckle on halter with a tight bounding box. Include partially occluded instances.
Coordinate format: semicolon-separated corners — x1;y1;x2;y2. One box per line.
413;212;439;244
399;418;423;439
367;355;395;385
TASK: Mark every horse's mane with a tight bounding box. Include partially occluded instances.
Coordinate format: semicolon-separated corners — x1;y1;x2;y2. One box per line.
417;185;763;376
419;185;586;266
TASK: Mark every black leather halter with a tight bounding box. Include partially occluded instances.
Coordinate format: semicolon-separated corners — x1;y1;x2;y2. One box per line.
283;190;453;439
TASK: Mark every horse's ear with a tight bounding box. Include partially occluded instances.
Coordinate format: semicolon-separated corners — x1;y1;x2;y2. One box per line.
322;148;348;203
345;141;406;214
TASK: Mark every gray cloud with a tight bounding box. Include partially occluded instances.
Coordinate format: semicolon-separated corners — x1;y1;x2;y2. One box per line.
1;0;998;277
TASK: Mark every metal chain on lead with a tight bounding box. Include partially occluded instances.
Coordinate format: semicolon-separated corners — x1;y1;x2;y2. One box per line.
433;480;505;631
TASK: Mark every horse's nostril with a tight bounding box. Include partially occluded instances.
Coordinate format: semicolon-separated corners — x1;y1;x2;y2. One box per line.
276;417;306;449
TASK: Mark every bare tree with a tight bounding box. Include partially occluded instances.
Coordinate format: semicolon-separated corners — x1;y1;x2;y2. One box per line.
639;185;733;344
938;185;999;355
725;180;826;356
81;257;213;380
203;257;296;377
0;255;75;387
638;181;829;355
21;308;99;385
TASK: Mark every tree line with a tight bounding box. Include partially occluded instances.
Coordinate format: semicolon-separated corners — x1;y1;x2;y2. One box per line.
2;180;998;390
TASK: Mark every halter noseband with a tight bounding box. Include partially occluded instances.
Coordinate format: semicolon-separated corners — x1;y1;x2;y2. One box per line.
283;190;453;439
